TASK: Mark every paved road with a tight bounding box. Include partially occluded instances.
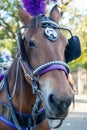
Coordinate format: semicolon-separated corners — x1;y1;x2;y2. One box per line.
52;94;87;130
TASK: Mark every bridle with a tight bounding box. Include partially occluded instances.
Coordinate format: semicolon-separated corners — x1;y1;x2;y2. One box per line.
3;15;72;130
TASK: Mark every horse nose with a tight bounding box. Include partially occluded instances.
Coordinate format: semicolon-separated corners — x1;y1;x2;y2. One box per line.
48;94;72;114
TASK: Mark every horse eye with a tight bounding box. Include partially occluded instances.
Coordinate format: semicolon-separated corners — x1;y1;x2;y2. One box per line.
29;40;35;48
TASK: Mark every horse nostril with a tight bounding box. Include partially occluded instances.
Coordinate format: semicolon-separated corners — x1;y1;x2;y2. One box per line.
48;94;59;107
48;94;72;113
60;98;72;112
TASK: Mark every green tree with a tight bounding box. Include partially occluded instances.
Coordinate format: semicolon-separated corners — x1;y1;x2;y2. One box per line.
69;15;87;70
61;2;87;70
0;0;21;56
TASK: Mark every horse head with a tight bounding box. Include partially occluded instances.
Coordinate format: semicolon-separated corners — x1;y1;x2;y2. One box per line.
18;5;73;124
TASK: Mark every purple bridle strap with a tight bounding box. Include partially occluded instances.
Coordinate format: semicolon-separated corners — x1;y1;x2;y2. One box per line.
38;64;68;78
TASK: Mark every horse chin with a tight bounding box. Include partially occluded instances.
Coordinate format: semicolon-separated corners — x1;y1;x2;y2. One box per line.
46;112;68;128
47;118;64;128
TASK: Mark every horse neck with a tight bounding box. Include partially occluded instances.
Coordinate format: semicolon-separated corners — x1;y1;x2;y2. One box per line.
7;57;36;113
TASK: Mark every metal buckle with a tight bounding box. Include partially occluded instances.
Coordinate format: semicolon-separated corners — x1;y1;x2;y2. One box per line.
45;26;58;42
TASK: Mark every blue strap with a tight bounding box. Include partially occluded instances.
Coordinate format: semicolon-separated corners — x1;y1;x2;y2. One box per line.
0;116;26;130
0;101;46;129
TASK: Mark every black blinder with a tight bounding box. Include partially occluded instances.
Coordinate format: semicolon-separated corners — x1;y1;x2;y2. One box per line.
65;36;81;63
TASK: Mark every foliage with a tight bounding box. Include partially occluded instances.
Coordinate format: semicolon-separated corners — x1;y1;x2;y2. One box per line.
58;0;87;70
69;14;87;70
0;0;21;56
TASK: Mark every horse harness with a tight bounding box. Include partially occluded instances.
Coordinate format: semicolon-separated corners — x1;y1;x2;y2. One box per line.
0;15;81;130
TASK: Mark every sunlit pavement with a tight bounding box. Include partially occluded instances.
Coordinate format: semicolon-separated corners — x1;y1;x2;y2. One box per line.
52;94;87;130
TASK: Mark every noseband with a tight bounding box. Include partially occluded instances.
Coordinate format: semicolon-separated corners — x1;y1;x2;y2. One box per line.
3;15;70;130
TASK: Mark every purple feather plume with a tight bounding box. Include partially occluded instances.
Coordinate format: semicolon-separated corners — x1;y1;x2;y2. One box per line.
22;0;58;16
22;0;46;16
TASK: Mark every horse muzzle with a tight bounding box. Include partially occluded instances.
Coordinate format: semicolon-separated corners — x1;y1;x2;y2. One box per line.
44;92;73;120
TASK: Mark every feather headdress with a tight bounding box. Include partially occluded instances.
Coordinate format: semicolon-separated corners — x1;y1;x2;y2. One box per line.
22;0;58;16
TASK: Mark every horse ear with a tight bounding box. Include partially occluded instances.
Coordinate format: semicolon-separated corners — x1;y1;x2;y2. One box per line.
18;7;32;25
49;5;60;23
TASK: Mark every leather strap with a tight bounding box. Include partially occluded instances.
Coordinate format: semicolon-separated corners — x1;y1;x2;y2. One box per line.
0;103;46;128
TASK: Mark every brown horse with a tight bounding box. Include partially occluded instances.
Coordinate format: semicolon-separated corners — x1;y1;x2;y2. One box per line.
0;5;73;130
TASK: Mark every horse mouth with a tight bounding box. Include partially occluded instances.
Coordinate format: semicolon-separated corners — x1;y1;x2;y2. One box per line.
45;107;68;121
47;112;68;120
